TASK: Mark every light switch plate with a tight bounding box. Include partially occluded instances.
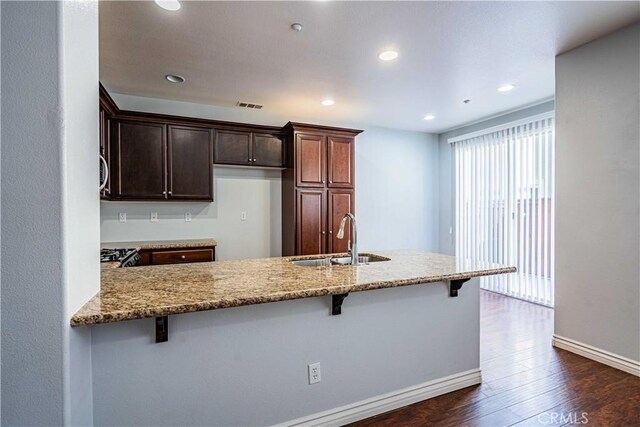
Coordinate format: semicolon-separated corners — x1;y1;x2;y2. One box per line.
185;212;192;222
150;212;158;222
241;211;247;221
118;213;127;223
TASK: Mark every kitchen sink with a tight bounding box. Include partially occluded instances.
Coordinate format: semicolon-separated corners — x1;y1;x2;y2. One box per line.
328;255;389;265
289;254;390;267
289;258;332;267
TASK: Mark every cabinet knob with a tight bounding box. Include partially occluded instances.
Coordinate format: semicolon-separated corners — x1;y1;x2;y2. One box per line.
253;158;257;162
321;231;325;235
248;158;252;162
322;180;326;184
329;180;333;184
329;230;332;234
181;255;186;259
162;191;167;195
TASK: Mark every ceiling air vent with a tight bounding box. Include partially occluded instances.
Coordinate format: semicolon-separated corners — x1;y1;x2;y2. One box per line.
237;101;263;110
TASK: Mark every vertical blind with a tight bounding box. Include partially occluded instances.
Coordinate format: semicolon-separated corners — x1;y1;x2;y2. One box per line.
453;113;555;307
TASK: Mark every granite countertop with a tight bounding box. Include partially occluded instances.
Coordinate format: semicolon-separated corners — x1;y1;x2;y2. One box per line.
72;250;516;327
101;239;218;251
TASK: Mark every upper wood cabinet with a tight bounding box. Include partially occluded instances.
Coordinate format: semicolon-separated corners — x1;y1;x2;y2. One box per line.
167;125;214;200
295;133;326;187
293;131;355;189
215;130;252;166
252;133;284;167
113;121;167;200
327;136;355;188
215;131;285;167
111;120;213;201
99;84;286;202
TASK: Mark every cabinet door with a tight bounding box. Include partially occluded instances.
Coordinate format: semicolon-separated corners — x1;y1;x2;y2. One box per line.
252;133;284;167
296;189;326;255
167;125;213;201
296;133;326;187
327;135;355;188
114;121;166;200
215;130;252;165
328;190;354;253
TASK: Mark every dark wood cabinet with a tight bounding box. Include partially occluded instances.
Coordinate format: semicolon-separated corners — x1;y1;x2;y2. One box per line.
215;131;285;167
295;133;326;187
99;83;284;201
151;248;215;265
252;133;284;167
215;130;252;165
167;125;213;200
282;123;362;256
111;120;213;201
328;189;354;253
327;136;355;188
137;246;216;266
296;189;326;255
113;121;167;200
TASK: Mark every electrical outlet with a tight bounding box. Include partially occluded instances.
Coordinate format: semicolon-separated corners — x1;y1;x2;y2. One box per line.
241;211;247;221
150;212;158;222
185;212;192;222
118;213;127;223
308;362;321;385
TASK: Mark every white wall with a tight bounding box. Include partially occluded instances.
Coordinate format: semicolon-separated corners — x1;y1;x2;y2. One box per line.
102;94;440;257
101;168;282;260
60;2;100;424
437;101;555;255
554;23;639;362
91;279;480;426
1;2;99;425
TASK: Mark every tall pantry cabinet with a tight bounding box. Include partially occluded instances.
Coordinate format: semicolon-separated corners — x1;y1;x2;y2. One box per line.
282;122;362;256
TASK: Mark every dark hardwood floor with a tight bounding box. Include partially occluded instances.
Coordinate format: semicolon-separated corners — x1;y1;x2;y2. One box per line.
350;290;640;427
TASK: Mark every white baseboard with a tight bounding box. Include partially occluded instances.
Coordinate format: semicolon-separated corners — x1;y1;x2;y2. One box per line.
275;369;482;427
552;334;640;377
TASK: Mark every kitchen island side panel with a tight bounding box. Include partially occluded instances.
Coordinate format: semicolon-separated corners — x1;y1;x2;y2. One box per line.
91;279;480;426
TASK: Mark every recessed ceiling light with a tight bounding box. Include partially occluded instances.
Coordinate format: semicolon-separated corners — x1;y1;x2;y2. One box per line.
378;50;399;61
154;0;181;11
321;99;335;106
165;74;185;83
498;83;516;92
291;23;303;32
463;99;471;104
423;114;435;121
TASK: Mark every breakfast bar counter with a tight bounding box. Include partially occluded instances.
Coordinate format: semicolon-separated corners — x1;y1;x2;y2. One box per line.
71;250;515;327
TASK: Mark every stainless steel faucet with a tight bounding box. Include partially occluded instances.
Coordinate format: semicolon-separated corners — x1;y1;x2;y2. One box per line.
336;213;359;265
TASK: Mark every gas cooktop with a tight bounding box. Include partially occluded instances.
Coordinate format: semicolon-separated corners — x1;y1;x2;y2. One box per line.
100;248;140;267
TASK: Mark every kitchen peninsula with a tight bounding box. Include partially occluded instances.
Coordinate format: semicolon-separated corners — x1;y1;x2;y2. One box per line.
75;250;514;426
72;251;514;327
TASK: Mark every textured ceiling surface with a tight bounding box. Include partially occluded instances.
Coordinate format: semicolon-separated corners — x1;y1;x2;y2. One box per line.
100;1;639;132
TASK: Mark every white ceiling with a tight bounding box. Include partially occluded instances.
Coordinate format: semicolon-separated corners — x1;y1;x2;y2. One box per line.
100;1;639;133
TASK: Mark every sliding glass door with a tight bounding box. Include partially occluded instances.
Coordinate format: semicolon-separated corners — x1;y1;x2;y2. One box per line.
454;114;555;306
